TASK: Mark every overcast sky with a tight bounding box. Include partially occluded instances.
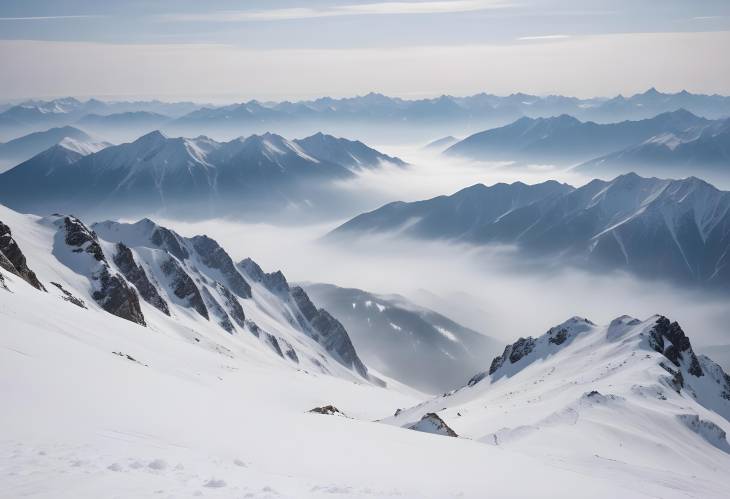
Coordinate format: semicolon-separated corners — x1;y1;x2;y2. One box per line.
1;0;729;101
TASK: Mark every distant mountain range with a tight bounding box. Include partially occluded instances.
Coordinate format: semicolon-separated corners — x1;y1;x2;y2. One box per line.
576;118;730;178
445;109;713;164
302;283;501;393
329;173;730;292
0;126;107;171
2;88;729;143
0;130;405;219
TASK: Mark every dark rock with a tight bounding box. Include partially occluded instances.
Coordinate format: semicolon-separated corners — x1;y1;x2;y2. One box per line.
215;282;246;328
0;221;45;290
191;236;251;298
161;257;208;319
93;268;146;325
309;405;347;417
309;309;369;379
150;226;189;261
239;257;289;294
650;316;704;377
114;243;169;315
408;413;458;437
549;327;568;345
63;216;105;262
245;319;261;337
265;333;284;357
291;286;319;322
489;337;536;375
50;282;86;308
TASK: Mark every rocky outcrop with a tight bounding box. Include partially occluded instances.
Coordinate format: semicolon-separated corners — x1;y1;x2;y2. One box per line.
60;216;145;325
63;216;105;262
215;282;245;328
649;316;704;378
114;242;170;316
238;257;290;295
408;413;458;437
160;257;208;319
290;285;369;379
191;236;251;298
50;282;86;308
0;221;45;290
201;287;235;333
489;337;536;375
93;268;146;326
309;405;347;417
150;225;189;261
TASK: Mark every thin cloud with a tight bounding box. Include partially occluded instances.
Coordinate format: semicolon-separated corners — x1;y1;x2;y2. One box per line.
518;34;571;41
0;15;103;21
163;1;515;22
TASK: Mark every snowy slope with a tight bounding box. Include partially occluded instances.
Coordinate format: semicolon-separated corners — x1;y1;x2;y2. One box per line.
3;205;728;497
386;315;730;497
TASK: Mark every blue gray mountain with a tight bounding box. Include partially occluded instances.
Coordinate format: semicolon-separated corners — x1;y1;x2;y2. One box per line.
302;282;501;393
445;109;710;164
4;89;729;143
576;118;730;178
329;173;730;292
0;130;404;219
0;126;101;171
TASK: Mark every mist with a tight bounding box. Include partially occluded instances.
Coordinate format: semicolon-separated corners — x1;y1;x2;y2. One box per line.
153;149;730;359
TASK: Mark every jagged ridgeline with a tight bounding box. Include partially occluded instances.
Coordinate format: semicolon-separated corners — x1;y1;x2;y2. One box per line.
0;130;405;219
0;205;382;386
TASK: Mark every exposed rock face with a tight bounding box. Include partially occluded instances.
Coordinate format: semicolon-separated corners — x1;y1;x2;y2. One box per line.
201;287;234;333
309;405;347;417
290;285;369;379
649;316;704;377
50;282;86;308
0;221;45;290
93;269;146;326
160;257;208;319
215;282;246;328
191;236;251;298
238;258;290;295
60;216;145;325
408;413;458;437
150;225;189;261
114;242;170;316
489;337;537;375
64;216;105;262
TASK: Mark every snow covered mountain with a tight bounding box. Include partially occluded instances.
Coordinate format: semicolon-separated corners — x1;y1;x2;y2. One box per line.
0;130;405;219
423;135;459;151
302;283;501;393
576;118;730;179
385;315;730;497
0;203;380;386
445;109;710;164
0;126;105;171
8;212;719;498
329;173;730;291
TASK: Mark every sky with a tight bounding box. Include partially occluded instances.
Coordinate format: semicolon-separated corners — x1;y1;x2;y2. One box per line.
1;0;729;101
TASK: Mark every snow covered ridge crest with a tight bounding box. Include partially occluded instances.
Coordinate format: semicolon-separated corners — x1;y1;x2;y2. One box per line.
0;206;379;384
385;314;730;480
470;315;730;401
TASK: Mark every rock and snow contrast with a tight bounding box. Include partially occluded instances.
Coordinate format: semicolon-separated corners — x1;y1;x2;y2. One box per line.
302;283;501;393
0;130;404;219
330;173;730;291
2;200;730;497
386;315;730;497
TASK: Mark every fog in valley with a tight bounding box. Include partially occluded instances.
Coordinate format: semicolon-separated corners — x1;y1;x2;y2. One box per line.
151;147;730;360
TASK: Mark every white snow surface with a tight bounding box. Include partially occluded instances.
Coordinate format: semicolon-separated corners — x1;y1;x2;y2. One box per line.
386;316;730;498
1;205;729;498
